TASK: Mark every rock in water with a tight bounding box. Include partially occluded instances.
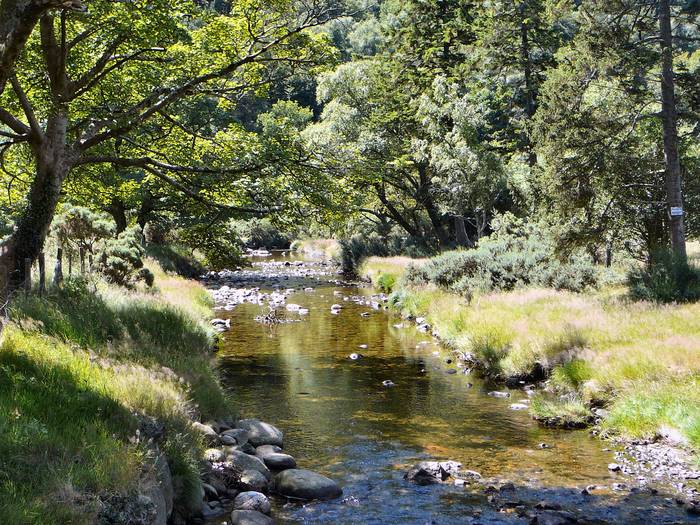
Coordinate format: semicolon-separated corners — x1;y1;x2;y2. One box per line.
405;461;462;485
226;450;272;481
255;445;283;459
263;453;297;471
240;470;269;492
230;510;275;525
233;491;271;514
236;419;284;447
273;469;343;501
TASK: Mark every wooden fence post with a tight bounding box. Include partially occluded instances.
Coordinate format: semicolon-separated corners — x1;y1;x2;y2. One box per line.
38;252;46;295
24;258;32;293
80;247;86;274
53;247;63;286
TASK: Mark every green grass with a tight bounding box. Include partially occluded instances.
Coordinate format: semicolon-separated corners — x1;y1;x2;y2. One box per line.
0;261;228;523
530;394;593;428
365;254;700;453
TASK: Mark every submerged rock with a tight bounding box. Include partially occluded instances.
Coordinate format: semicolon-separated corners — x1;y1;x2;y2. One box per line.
236;419;284;447
230;509;275;525
273;469;343;501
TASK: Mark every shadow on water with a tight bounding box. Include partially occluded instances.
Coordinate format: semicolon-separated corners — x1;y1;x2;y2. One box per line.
215;255;699;524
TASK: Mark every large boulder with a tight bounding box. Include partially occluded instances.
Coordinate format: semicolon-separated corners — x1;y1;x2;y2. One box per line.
404;461;462;485
233;491;271;514
236;419;284;447
273;469;342;501
263;453;296;471
230;510;275;525
226;450;272;481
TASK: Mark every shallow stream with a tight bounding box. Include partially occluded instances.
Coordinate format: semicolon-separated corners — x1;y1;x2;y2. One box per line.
213;252;697;524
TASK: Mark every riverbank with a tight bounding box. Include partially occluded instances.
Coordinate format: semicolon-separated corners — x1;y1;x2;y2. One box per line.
0;260;230;523
361;256;700;504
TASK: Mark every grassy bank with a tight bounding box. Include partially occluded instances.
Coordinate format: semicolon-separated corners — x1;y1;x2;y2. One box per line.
361;256;700;454
0;260;228;523
290;238;340;259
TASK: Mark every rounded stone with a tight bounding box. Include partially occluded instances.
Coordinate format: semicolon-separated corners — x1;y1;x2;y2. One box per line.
233;491;271;514
240;469;269;492
236;419;284;447
204;448;226;463
273;469;342;501
255;445;283;459
263;453;297;471
226;450;271;481
230;510;274;525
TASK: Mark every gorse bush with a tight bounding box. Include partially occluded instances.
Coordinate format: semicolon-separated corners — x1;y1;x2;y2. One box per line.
628;249;700;303
404;214;599;297
98;226;153;287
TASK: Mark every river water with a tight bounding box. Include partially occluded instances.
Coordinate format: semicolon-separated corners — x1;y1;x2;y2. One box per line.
213;253;697;524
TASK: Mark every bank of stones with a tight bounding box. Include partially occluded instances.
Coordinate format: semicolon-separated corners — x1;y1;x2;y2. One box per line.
191;417;342;523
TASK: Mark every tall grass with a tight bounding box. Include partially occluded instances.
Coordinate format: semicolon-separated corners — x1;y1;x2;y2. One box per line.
1;261;228;522
366;255;700;453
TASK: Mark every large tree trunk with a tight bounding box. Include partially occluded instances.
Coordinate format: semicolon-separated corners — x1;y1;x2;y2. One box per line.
0;161;67;292
519;3;537;166
417;164;449;246
454;215;471;247
658;0;687;260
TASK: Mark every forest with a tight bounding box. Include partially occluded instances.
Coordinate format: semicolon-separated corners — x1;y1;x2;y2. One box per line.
1;0;700;524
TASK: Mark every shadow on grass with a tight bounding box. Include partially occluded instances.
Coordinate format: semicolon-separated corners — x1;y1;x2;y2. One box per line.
0;348;139;524
10;279;228;419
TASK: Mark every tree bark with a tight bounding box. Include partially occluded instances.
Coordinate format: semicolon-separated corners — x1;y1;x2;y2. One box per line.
106;198;128;234
658;0;687;260
519;2;537;166
454;215;470;247
417;164;449;246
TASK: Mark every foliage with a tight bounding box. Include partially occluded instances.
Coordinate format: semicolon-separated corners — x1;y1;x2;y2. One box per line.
339;234;434;276
234;218;292;249
404;214;599;298
145;244;205;278
52;206;115;256
177;222;244;271
98;227;152;287
628;250;700;303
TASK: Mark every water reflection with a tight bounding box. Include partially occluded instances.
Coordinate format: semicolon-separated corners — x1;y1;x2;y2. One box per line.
216;255;693;524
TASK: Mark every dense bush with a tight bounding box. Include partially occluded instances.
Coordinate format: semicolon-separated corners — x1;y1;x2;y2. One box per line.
145;244;204;278
404;214;599;297
338;234;435;276
99;226;153;287
628;250;700;303
234;218;292;249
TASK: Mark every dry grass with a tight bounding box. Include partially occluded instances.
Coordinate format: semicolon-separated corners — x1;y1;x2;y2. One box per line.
367;256;700;452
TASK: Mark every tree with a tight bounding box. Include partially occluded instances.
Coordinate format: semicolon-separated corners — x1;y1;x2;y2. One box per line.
0;0;340;296
533;0;699;261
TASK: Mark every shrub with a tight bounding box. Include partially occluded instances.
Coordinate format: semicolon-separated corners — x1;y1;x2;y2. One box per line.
234;218;292;249
376;272;397;293
404;214;599;296
628;249;700;303
98;226;149;287
145;244;204;278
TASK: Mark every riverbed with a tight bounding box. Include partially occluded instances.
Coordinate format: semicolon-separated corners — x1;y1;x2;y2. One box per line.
210;252;698;524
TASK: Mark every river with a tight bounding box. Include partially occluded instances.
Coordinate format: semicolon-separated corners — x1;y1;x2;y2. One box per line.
211;252;697;524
